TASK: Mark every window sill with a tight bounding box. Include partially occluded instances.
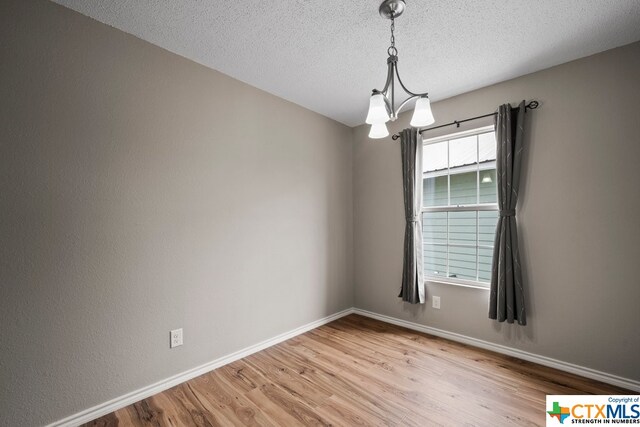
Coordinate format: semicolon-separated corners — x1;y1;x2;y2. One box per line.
425;278;490;290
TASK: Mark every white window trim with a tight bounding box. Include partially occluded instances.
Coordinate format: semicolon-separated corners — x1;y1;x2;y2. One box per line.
422;125;497;289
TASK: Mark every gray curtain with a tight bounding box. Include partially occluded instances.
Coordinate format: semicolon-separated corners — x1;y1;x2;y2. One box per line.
489;101;526;324
399;128;425;304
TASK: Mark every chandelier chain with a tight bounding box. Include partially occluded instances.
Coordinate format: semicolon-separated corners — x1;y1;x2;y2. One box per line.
388;15;397;56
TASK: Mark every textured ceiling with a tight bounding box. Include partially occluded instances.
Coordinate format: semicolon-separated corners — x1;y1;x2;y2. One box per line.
53;0;640;126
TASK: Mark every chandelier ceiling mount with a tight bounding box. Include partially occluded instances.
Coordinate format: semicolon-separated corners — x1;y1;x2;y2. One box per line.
379;0;406;19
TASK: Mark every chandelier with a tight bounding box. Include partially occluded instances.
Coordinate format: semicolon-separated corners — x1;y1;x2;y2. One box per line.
366;0;435;138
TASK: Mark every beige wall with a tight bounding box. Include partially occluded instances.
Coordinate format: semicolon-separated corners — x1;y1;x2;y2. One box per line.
353;41;640;382
0;1;353;426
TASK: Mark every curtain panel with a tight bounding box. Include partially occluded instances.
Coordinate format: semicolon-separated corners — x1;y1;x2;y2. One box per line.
489;101;527;325
399;128;425;304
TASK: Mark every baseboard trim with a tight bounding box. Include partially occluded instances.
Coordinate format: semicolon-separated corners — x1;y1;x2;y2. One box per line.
47;308;355;427
353;308;640;392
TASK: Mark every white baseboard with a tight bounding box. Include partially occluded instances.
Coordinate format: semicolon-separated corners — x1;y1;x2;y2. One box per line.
353;308;640;392
47;308;355;427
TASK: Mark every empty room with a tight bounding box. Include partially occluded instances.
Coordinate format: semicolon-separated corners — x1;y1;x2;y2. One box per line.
2;0;640;426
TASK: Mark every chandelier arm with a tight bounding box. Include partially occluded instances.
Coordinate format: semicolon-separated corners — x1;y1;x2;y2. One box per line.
394;63;428;98
390;64;395;117
379;61;394;95
394;94;420;117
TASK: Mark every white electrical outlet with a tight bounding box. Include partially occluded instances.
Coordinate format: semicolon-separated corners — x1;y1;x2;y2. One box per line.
170;328;183;348
432;296;441;309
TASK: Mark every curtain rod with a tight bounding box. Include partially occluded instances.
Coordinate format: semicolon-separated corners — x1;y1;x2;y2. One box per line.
390;100;540;140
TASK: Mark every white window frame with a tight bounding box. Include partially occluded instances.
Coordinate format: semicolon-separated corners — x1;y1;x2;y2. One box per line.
422;125;497;290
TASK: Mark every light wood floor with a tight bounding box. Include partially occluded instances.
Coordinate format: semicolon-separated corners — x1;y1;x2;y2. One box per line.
83;315;631;426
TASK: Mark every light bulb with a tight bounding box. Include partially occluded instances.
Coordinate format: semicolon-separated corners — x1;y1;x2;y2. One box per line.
368;123;389;139
410;96;435;127
482;174;493;184
365;93;391;124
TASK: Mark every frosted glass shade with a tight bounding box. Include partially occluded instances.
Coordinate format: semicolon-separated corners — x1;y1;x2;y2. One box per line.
410;97;435;127
368;123;389;139
365;93;391;124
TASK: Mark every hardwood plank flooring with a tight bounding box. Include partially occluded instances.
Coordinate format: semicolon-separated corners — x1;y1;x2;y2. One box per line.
83;315;633;426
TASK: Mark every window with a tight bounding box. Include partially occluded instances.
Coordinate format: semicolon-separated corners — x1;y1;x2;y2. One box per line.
422;126;498;287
